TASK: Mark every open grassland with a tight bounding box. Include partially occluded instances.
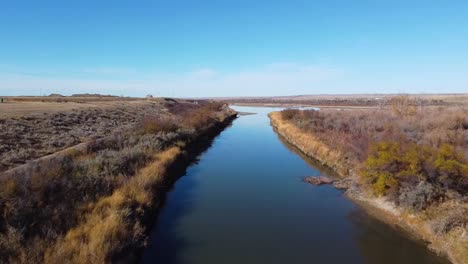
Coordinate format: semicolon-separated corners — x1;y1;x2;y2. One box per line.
270;96;468;264
0;97;236;263
0;100;139;117
0;95;144;116
0;97;195;171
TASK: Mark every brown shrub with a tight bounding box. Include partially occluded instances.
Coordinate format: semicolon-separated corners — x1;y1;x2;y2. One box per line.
389;95;418;117
180;101;224;130
280;109;299;120
140;115;178;134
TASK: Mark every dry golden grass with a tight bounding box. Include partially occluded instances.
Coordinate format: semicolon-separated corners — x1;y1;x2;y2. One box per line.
45;147;181;263
270;112;354;177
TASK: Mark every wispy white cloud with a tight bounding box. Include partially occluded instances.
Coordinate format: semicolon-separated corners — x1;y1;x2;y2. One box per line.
2;62;465;96
0;63;344;97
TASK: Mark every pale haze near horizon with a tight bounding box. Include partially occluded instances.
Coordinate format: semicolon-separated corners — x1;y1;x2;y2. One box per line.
1;1;467;97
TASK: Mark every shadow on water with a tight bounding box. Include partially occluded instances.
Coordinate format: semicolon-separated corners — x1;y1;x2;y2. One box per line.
141;168;196;264
140;122;234;264
348;209;449;264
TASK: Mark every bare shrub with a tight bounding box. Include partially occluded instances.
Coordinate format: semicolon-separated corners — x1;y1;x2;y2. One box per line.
280;109;299;120
389;95;418;117
140;115;177;134
179;101;225;130
398;181;440;211
0;226;24;262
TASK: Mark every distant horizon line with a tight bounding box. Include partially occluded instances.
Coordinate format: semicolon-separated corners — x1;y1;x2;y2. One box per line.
1;92;467;99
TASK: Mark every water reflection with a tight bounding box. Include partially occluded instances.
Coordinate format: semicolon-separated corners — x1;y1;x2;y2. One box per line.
348;209;446;264
142;166;197;264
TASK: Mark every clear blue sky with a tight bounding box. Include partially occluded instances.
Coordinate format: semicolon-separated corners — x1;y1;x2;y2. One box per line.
1;0;467;97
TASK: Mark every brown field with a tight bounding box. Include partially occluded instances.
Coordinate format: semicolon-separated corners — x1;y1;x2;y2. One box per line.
0;96;143;117
0;97;177;172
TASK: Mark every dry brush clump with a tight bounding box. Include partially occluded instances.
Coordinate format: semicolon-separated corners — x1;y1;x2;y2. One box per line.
0;100;233;263
278;103;467;218
166;100;226;130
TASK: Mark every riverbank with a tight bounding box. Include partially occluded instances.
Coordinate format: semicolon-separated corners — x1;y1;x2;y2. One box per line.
0;100;237;263
269;111;468;264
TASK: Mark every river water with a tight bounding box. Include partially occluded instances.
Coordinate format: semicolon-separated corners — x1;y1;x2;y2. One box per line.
141;106;448;264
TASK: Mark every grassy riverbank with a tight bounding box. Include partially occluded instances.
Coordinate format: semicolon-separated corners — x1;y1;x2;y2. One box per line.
0;99;236;263
269;104;468;264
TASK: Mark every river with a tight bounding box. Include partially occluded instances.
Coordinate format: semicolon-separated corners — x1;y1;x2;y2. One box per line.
141;106;448;264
